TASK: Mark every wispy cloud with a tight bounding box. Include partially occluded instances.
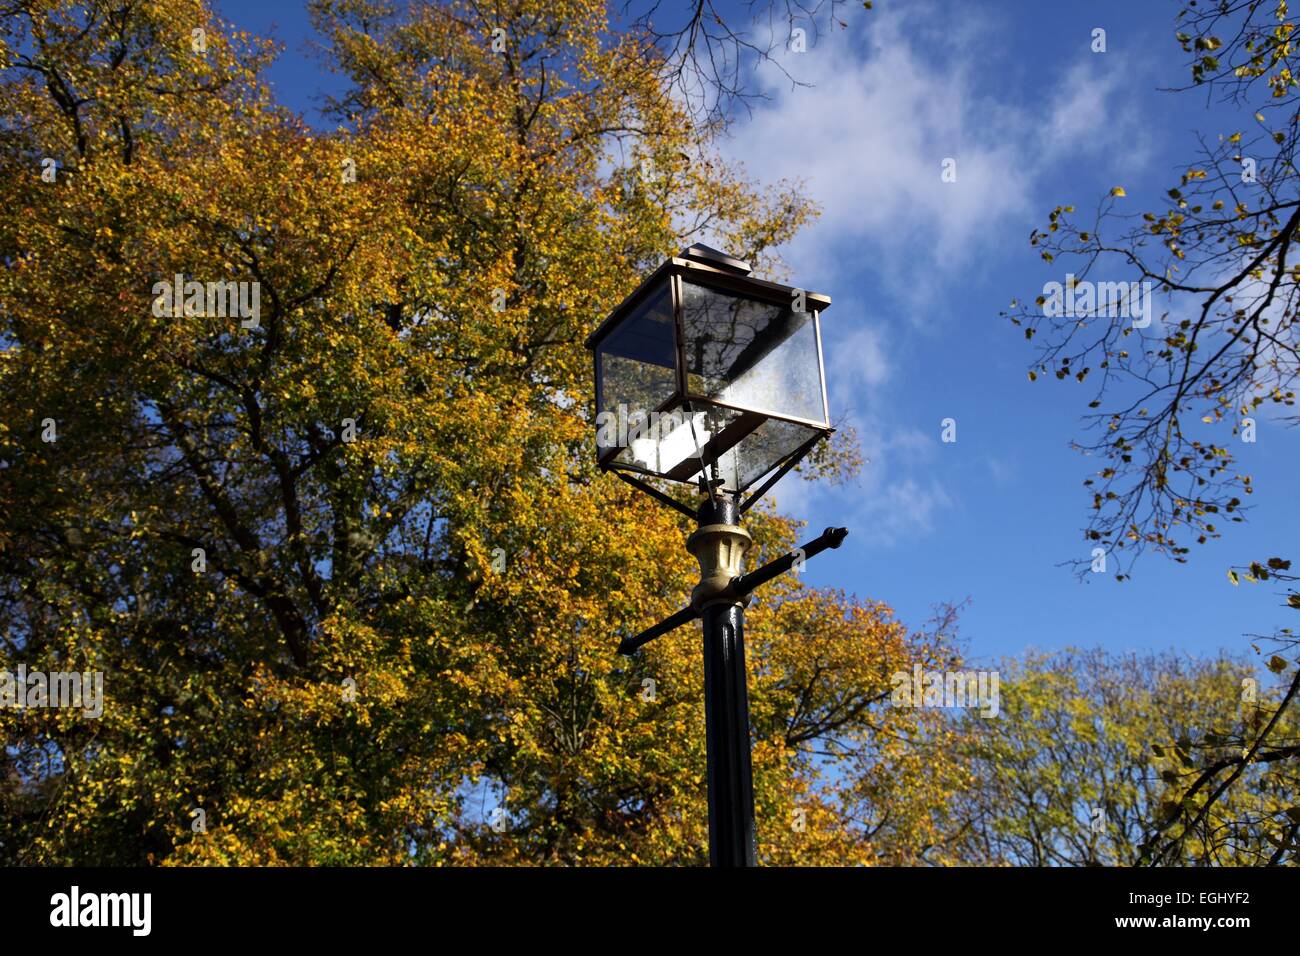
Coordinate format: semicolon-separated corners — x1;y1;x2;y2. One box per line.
772;419;952;548
724;10;1150;294
727;6;1150;545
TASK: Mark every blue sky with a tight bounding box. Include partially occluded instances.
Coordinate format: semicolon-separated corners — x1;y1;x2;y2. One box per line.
213;0;1299;668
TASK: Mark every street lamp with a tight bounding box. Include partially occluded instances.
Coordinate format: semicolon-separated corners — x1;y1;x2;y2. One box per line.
588;243;832;497
586;244;848;867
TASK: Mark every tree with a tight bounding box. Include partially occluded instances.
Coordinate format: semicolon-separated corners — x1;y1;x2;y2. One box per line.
0;0;954;866
1004;0;1300;863
948;648;1297;866
1141;557;1300;865
615;0;855;124
1007;0;1300;573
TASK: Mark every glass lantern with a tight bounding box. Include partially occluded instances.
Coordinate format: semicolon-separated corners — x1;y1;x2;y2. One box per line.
587;245;832;495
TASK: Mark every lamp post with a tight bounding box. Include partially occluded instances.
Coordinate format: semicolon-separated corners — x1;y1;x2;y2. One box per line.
586;244;847;867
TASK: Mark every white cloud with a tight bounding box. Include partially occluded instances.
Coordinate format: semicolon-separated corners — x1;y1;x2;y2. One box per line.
723;12;1149;294
721;15;1022;292
767;418;949;547
718;7;1150;547
830;315;890;392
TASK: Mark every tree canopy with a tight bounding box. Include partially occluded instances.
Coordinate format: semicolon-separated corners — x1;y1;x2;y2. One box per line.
0;0;960;866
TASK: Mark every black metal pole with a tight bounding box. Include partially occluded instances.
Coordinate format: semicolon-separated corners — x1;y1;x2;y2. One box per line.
701;598;756;866
695;496;756;867
614;497;847;866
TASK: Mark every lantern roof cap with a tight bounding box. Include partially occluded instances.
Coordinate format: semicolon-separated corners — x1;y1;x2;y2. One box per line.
585;249;830;350
679;244;751;275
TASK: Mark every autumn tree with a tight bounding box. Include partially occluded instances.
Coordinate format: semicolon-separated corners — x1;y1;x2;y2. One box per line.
947;648;1297;866
616;0;855;123
1008;1;1299;572
1142;559;1300;865
0;0;961;866
1005;0;1300;862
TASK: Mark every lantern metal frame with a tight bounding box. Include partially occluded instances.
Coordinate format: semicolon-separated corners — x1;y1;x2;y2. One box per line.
585;245;833;512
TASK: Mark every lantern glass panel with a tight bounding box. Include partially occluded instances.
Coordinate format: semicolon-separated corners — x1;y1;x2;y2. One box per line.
679;279;827;425
689;414;822;492
595;283;676;456
612;404;740;477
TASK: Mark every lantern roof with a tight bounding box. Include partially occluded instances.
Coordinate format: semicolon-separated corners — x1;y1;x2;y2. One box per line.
679;243;751;275
584;248;831;350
